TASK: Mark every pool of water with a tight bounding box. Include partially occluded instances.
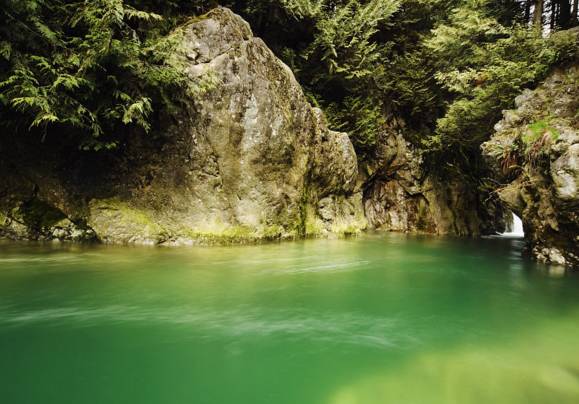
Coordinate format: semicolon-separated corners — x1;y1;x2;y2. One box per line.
1;233;578;404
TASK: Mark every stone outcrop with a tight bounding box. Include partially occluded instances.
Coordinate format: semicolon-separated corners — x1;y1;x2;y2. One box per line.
0;7;366;245
362;123;506;236
482;62;579;267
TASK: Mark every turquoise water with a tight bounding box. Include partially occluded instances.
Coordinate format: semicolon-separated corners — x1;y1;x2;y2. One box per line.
1;233;578;404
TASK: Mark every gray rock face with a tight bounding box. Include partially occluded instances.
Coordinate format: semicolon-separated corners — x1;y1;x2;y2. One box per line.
363;127;506;236
0;7;366;245
482;62;579;268
0;200;96;243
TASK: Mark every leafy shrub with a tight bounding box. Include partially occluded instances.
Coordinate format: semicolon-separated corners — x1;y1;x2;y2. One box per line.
0;0;211;150
425;0;576;158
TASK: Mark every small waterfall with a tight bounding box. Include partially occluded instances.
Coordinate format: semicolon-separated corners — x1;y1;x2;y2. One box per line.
503;212;524;237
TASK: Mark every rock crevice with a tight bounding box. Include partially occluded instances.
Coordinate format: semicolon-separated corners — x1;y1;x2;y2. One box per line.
362;128;506;237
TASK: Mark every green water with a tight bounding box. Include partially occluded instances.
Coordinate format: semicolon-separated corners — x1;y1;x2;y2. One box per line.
1;234;579;404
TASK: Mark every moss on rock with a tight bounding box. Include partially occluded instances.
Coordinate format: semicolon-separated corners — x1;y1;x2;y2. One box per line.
482;62;579;267
0;7;366;247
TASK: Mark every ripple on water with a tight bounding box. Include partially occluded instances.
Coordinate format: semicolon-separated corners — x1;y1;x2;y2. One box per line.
0;304;428;350
260;260;371;275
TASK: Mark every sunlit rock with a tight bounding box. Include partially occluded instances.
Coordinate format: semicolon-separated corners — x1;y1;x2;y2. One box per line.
482;60;579;268
0;7;366;245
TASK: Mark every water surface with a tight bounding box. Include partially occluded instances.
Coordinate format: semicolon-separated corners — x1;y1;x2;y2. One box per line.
1;233;578;404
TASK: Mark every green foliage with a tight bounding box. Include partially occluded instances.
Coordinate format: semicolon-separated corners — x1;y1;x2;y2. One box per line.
325;96;387;150
421;0;576;161
301;0;399;78
0;0;207;150
228;0;400;152
1;0;576;164
523;120;560;145
280;0;324;18
229;0;575;166
520;119;561;163
287;0;400;151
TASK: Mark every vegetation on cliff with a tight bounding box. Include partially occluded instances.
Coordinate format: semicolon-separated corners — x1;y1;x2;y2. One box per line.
0;0;210;150
1;6;369;245
1;0;577;156
227;1;577;163
482;62;578;266
0;0;577;249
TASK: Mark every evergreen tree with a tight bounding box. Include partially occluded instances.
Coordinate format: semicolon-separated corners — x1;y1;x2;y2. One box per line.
534;0;544;29
0;0;210;150
0;0;576;164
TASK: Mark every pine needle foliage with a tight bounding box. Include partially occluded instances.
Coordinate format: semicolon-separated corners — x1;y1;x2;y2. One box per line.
0;0;210;150
424;0;577;157
227;0;401;153
228;0;576;162
1;0;576;162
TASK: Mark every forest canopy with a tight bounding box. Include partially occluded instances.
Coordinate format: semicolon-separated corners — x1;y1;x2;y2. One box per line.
0;0;577;158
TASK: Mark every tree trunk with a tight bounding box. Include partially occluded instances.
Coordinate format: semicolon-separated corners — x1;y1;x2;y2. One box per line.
573;0;579;26
533;0;544;30
550;1;558;30
558;0;572;28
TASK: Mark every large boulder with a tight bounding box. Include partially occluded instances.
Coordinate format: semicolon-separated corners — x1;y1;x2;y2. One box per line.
482;61;579;267
0;7;366;245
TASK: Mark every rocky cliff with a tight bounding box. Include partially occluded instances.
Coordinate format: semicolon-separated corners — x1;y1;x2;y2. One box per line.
0;8;366;245
482;62;579;267
362;122;506;237
3;7;564;250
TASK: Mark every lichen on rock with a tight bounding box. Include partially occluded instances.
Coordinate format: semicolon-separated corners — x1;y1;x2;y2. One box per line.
482;61;579;267
0;7;366;246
